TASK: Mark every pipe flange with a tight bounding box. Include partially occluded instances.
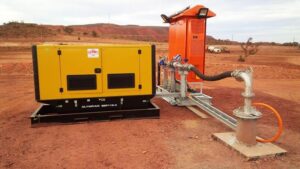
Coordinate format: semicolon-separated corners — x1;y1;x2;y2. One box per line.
178;70;189;75
241;92;255;98
233;106;262;120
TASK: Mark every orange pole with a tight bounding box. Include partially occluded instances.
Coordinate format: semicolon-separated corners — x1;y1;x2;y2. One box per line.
253;103;283;143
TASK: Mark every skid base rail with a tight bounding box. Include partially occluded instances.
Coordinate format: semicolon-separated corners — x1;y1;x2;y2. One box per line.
157;85;237;130
31;102;160;125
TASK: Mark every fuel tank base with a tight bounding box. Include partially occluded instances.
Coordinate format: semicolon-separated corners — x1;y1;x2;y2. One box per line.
30;102;160;126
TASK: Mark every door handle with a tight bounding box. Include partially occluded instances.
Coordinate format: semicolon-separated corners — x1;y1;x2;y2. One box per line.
94;68;101;73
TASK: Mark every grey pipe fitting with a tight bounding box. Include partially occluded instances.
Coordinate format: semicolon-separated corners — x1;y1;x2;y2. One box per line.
232;68;261;119
232;68;262;146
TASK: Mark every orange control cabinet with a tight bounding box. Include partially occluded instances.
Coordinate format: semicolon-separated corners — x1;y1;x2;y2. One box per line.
162;5;215;82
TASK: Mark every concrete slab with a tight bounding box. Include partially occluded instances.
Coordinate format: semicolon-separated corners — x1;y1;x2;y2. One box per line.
212;132;287;160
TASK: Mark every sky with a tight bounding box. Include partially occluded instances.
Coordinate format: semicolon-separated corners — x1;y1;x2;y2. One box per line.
0;0;299;43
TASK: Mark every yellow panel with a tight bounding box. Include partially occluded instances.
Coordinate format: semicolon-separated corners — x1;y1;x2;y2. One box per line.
138;46;152;95
35;44;153;100
37;46;62;100
60;46;103;98
100;45;152;97
102;47;139;96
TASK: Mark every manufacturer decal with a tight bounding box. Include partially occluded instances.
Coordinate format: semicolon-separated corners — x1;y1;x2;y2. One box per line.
87;48;99;58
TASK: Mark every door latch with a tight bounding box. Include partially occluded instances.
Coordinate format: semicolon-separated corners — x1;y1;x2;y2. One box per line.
94;68;102;73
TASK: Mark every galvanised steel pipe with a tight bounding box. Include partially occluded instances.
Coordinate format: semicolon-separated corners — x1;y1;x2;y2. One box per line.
232;69;255;115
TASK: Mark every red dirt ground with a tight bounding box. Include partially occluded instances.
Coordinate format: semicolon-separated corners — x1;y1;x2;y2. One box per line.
0;43;300;169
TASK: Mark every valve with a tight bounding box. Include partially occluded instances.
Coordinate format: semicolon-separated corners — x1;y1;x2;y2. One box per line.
158;56;167;66
173;54;182;62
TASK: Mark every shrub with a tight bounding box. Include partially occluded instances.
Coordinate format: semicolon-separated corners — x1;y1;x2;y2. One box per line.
63;27;74;35
92;31;98;37
238;37;259;62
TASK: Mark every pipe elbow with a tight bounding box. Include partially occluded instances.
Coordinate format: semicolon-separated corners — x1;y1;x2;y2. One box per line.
232;68;254;97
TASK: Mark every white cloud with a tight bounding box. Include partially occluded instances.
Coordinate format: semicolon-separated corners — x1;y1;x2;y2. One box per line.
0;5;24;23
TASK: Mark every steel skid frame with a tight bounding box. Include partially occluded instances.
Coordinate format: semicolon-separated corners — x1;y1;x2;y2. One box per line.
156;59;238;130
31;102;159;125
156;85;237;130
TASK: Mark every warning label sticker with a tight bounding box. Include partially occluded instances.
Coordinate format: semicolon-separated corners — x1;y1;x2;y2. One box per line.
87;48;99;58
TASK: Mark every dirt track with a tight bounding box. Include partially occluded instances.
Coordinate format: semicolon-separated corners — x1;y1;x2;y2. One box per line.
0;43;300;169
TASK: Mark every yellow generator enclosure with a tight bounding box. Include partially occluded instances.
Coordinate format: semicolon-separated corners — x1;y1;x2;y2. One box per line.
32;44;156;112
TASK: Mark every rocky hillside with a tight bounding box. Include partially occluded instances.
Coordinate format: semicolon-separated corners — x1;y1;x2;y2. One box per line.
0;22;55;38
0;21;225;43
0;22;169;42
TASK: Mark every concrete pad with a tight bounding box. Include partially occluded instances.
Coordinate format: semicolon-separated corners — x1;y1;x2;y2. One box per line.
212;132;287;160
